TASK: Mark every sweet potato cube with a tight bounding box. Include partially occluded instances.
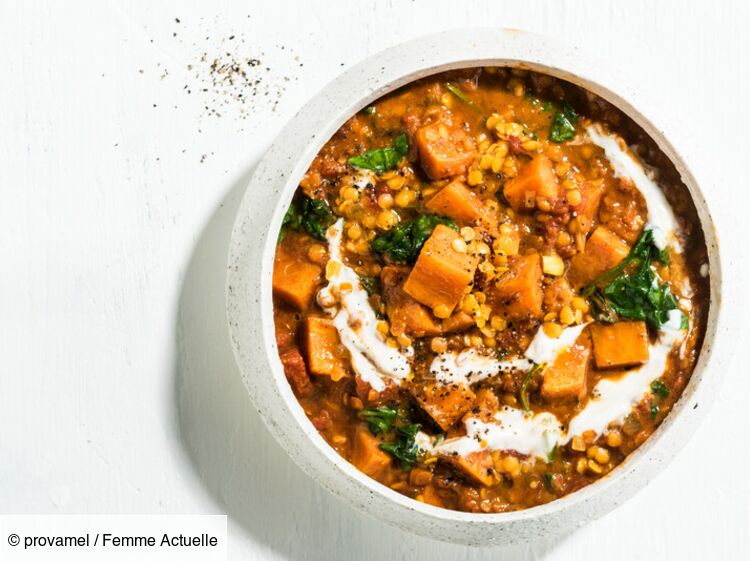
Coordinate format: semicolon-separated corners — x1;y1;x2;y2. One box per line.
351;426;392;478
416;122;476;180
490;253;543;320
574;180;605;235
441;311;475;334
279;347;312;397
381;266;441;338
472;387;500;422
503;154;559;211
386;290;441;338
425;180;484;225
421;485;445;508
412;382;476;431
590;321;650;368
272;244;322;311
541;340;591;402
442;450;497;486
568;226;630;288
303;316;348;380
382;266;473;337
543;277;575;314
403;225;479;313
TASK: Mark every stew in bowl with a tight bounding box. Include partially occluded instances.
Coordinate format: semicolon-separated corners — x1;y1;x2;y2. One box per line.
271;67;709;514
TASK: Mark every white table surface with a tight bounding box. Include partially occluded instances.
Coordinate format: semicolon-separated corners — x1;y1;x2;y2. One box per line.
2;1;749;559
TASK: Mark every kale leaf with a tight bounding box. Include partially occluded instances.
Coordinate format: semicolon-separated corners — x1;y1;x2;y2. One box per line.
282;193;335;241
348;133;409;172
379;421;421;471
549;102;577;143
360;406;423;471
359;275;381;296
583;229;679;328
371;214;458;264
358;406;398;435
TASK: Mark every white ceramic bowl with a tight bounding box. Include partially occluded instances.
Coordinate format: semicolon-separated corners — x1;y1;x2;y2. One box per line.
226;29;732;545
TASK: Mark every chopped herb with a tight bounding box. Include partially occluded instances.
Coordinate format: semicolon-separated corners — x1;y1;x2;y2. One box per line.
358;406;398;435
543;472;553;490
444;82;475;107
680;312;689;330
651;380;670;399
541;100;554;112
371;214;458;264
546;443;558;464
520;362;545;412
348;133;408;172
359;275;381;296
363;105;376;115
281;193;335;240
549;102;577;143
583;229;678;328
380;421;421;471
650;401;660;419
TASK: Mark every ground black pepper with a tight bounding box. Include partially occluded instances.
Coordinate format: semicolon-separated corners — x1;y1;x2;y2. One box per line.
140;16;302;161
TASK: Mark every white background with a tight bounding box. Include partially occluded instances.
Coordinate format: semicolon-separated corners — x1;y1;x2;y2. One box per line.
1;1;748;559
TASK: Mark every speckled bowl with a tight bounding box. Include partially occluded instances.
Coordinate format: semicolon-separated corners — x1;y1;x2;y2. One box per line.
226;29;732;545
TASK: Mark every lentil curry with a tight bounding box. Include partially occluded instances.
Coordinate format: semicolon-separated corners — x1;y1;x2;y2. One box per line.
272;68;708;513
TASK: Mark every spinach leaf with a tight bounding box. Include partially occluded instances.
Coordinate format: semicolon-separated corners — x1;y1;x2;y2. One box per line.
549;102;577;143
358;406;398;435
583;229;679;328
281;193;335;241
359;275;381;296
348;133;409;172
445;82;476;107
650;380;670;399
371;214;458;264
380;421;421;471
360;406;423;471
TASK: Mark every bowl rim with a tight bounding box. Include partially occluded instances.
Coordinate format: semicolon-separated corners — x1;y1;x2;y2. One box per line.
226;28;733;544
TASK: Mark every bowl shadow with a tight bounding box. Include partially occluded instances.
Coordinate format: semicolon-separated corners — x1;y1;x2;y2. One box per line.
173;167;571;560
